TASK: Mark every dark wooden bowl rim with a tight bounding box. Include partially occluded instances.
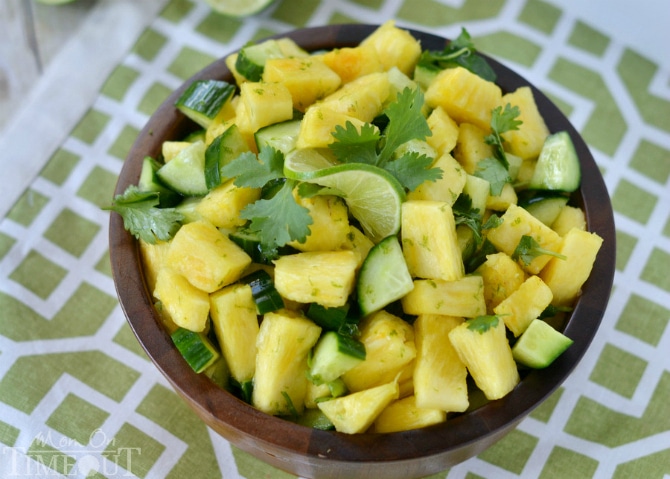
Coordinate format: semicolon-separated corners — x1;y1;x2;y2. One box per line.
110;23;616;476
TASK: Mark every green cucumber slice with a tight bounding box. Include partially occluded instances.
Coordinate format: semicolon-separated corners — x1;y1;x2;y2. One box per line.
240;269;284;314
357;235;414;316
529;131;581;192
309;331;366;384
512;319;573;369
518;190;570;226
254;119;302;155
175;80;235;128
204;125;251;189
171;327;220;373
235;39;284;82
138;156;182;207
156;141;208;196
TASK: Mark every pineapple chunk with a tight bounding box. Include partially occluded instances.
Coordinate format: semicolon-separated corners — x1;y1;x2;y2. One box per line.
342;310;416;392
139;239;171;294
237;81;293;133
476;252;527;313
317;379;399;434
426;106;459;156
167;221;252;293
406;153;466;205
487;204;564;275
374;395;446;433
486;182;518;212
401;200;464;281
320;71;391;122
448;316;520;400
453;122;495;175
262;57;341;111
195;180;261;229
540;228;603;306
340;225;375;269
413;315;469;412
296;105;373;149
275;37;310;58
360;20;422;76
304;381;333;409
494;275;553;337
162;141;191;163
273;251;358;307
288;194;350;252
209;283;259;383
154;268;210;332
401;276;486;318
462;173;490;215
551;205;586;236
425;66;502;132
500;86;550;160
253;310;321;416
320;44;384;84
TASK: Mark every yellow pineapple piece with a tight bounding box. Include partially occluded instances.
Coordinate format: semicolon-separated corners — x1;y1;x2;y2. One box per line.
360;20;422;75
154;268;210;332
317;379;399;434
401;200;464;281
413;315;469;412
253;310;321;416
273;250;358;307
551;205;586;236
275;37;309;58
162;141;191;163
296;105;373;149
406;153;466;205
320;71;391;122
167;221;252;293
342;310;416;392
340;225;375;269
373;395;446;433
401;276;486;318
288;194;350;252
425;66;502;132
540;228;603;306
195;180;261;229
486;182;518;212
209;283;259;383
321;44;384;84
262;57;341;111
487;204;564;274
453;122;495;175
494;275;553;337
500;86;550;160
304;381;333;409
426;106;459;156
237;81;293;133
139;239;171;294
476;252;527;313
448;316;520;400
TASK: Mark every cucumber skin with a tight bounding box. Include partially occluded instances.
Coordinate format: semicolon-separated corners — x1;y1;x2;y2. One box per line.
171;327;219;373
512;319;573;369
175;80;235;128
310;331;366;385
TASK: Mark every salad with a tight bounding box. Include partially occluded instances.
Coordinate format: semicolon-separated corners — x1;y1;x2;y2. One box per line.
108;21;603;434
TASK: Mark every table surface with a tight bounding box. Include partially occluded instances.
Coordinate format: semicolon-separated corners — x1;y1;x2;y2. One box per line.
1;1;669;478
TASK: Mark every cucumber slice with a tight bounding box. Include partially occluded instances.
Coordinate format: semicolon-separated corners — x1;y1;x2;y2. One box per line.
254;119;302;154
175;80;235;128
413;62;440;91
357;235;414;316
518;190;570;226
171;327;220;373
306;303;350;331
156;141;208;196
309;331;366;384
204;125;250;189
138;156;182;207
235;39;284;82
512;319;573;369
291;408;334;430
240;269;284;314
529;131;581;192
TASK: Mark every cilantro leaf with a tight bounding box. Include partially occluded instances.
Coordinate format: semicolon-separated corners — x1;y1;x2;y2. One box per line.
467;315;500;333
485;104;522;167
105;186;183;244
383;152;442;191
453;193;483;243
511;235;567;266
475;157;511;196
329;122;380;166
220;147;284;188
418;28;496;82
240;179;312;249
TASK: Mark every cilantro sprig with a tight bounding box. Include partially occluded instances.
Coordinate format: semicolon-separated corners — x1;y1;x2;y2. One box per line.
418;28;497;82
512;235;566;266
467;315;500;333
475;103;522;196
106;186;183;244
329;87;442;191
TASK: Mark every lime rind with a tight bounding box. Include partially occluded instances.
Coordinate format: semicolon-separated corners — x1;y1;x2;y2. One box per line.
204;0;275;17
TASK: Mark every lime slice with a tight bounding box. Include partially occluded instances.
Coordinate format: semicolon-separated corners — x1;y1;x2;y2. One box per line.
302;163;405;243
204;0;275;17
284;148;338;180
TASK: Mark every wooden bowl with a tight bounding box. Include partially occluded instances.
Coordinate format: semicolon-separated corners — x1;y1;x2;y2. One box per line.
109;24;616;479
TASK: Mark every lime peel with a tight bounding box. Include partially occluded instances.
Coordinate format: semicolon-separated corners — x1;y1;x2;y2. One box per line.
204;0;276;17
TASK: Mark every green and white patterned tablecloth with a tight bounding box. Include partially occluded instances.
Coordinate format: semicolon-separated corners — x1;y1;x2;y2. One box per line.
1;0;669;477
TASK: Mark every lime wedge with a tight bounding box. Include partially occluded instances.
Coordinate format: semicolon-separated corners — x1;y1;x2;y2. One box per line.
301;163;405;243
204;0;275;16
284;148;338;180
